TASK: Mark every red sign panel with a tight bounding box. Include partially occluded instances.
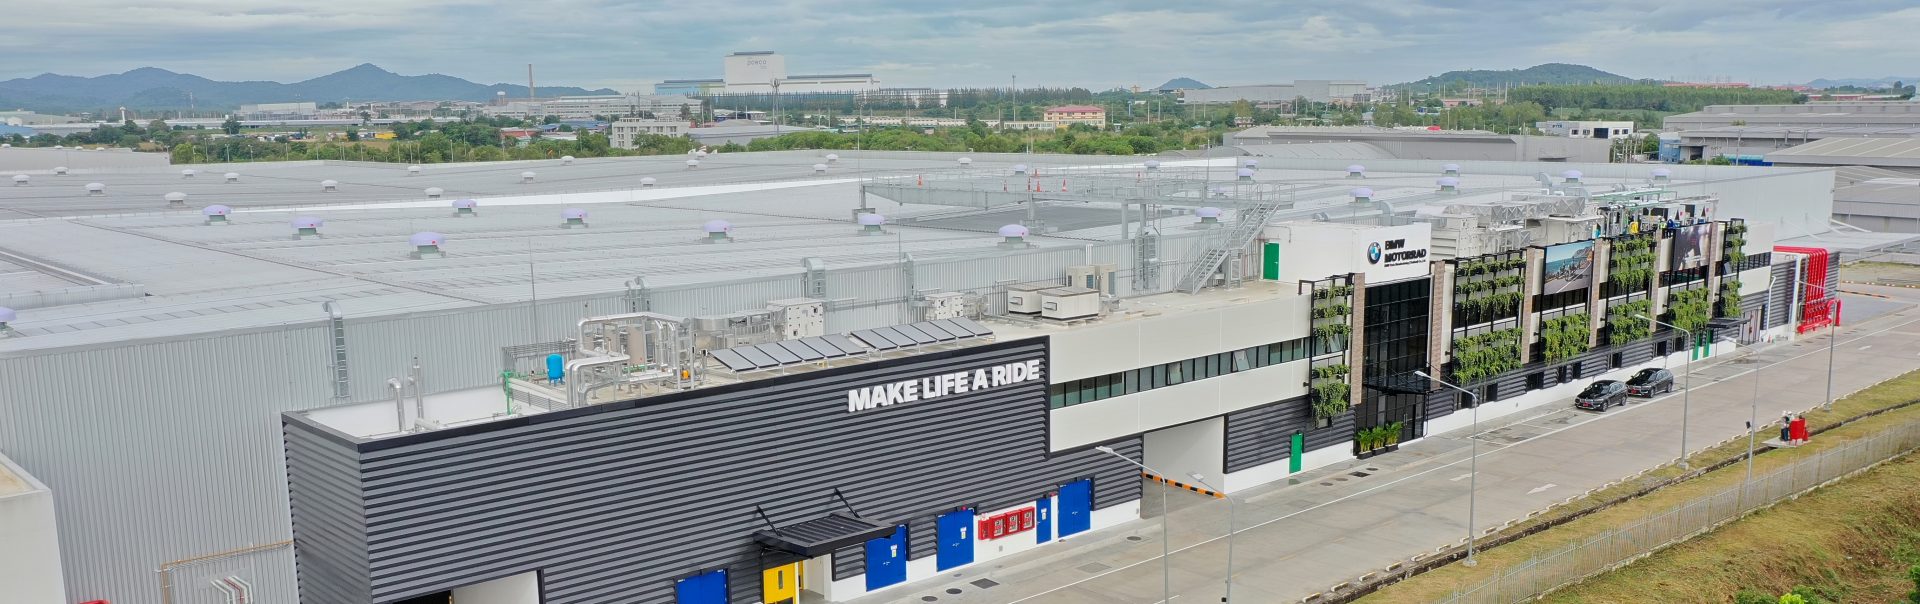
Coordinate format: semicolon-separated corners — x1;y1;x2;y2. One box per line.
977;506;1037;540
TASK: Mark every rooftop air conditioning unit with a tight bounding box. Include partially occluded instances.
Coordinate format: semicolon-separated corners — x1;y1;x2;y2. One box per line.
1065;263;1118;295
1040;286;1101;321
1006;283;1051;315
766;298;826;339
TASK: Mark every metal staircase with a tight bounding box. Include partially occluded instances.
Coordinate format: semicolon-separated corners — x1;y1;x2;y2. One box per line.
1173;196;1289;294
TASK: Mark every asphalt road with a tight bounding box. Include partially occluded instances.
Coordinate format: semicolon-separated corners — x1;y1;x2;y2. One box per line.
847;285;1920;604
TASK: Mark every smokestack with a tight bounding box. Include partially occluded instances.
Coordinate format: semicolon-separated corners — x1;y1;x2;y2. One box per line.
528;64;536;100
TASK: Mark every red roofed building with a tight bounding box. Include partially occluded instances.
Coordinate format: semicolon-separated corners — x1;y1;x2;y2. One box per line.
1043;105;1107;127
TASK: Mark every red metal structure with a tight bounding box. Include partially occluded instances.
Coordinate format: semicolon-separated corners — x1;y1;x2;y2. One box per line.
1775;246;1835;333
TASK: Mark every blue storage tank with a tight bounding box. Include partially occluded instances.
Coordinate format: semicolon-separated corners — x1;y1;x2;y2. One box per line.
546;354;565;384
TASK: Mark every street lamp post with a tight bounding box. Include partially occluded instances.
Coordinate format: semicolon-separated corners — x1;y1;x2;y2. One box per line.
1095;446;1171;604
1187;472;1235;602
1414;370;1479;567
1641;314;1693;470
1795;278;1839;411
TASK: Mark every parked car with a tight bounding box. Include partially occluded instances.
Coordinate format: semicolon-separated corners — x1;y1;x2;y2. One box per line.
1575;380;1628;411
1625;368;1675;397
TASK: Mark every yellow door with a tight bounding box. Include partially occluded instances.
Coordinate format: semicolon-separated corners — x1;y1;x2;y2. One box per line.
762;563;799;603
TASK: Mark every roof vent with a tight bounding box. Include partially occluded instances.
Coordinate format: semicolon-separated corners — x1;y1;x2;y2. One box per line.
165;191;187;207
1346;164;1366;179
561;208;588;229
1443;163;1461;176
998;224;1030;249
85;182;105;195
1242;158;1258;169
958;157;973;167
1013;164;1029;175
1351;187;1373;204
181;169;197;179
1651;167;1672;183
1437;177;1460;194
641;176;657;187
686;159;700;168
321;179;338;192
425;187;445;198
1236;167;1254;181
1562;169;1583;183
11;175;26;186
1196;206;1224;226
561;155;575;165
407;165;422;176
202;204;232;224
703;219;733;243
292;216;323;238
1145;159;1160;170
224;172;240;183
813;163;828;173
825;153;840;163
0;143;9;148
410;232;446;258
452;198;477;216
857;212;886;235
54;166;68;175
520;171;536;184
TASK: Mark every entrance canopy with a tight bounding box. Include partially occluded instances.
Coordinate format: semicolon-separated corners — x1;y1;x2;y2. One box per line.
753;512;895;557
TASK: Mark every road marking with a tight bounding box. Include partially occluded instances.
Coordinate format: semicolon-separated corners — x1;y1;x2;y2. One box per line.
1528;483;1558;495
1449;473;1474;482
1860;345;1873;350
1001;313;1920;604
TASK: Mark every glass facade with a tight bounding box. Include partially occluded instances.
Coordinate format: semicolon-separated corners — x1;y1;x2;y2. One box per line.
1360;278;1432;442
1048;337;1313;409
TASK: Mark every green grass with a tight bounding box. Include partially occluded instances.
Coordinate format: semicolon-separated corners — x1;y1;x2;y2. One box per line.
1356;369;1920;604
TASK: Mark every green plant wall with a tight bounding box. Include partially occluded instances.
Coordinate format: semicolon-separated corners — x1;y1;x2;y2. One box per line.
1542;313;1592;363
1606;299;1654;345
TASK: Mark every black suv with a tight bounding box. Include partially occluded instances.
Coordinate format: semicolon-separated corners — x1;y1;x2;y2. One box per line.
1625;368;1675;397
1575;380;1628;411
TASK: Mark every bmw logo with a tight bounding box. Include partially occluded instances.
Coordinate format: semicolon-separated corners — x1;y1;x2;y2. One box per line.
1367;242;1383;264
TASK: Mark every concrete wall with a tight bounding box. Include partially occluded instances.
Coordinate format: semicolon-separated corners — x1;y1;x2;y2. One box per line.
1143;417;1225;485
451;571;541;604
0;455;66;604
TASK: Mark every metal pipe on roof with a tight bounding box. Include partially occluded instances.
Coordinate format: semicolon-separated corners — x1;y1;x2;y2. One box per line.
411;357;426;427
389;378;407;434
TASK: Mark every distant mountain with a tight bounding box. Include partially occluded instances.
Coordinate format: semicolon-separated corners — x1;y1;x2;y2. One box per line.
0;64;619;113
1155;77;1210;91
1805;77;1920;90
1391;63;1639;92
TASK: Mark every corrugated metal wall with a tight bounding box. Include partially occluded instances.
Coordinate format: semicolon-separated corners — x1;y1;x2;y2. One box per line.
1768;259;1796;329
1222;397;1355;473
284;338;1143;604
283;421;369;604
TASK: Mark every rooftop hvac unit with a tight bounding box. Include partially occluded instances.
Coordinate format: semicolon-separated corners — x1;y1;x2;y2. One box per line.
692;310;777;351
766;298;826;339
1040;286;1101;321
921;292;976;321
1065;263;1118;295
1006;283;1052;315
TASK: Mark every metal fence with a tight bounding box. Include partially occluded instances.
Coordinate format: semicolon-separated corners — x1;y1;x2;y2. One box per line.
1437;418;1920;603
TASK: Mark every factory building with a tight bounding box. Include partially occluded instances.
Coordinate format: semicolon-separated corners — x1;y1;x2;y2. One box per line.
1179;80;1370;105
655;51;880;95
1662;101;1920;161
0;149;1881;604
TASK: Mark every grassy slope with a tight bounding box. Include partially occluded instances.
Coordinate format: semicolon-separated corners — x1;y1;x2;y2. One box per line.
1543;454;1920;603
1357;368;1920;604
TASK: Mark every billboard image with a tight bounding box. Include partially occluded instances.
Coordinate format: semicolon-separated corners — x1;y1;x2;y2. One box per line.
1672;224;1711;268
1542;240;1596;295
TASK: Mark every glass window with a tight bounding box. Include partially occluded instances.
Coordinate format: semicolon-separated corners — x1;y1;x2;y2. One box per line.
1169;361;1186;385
1063;381;1081;406
1122;370;1138;395
1049;383;1066;408
1152;365;1167;388
1094;374;1112;399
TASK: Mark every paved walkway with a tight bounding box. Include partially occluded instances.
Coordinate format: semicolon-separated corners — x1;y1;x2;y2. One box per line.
845;285;1920;604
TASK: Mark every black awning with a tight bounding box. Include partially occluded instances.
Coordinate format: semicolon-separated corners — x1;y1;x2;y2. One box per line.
1363;371;1434;396
753;512;894;557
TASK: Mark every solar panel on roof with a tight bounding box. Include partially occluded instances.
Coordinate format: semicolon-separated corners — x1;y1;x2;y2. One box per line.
734;346;779;368
710;349;758;372
822;334;868;355
928;319;974;339
851;330;898;350
777;339;824;361
892;324;938;344
800;337;845;358
872;326;917;347
757;342;802;364
947;317;994;337
911;321;959;340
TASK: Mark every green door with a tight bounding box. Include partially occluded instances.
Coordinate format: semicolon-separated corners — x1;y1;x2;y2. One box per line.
1289;431;1304;473
1263;242;1281;281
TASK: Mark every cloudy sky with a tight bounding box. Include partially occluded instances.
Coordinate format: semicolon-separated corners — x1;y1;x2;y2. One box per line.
3;0;1917;90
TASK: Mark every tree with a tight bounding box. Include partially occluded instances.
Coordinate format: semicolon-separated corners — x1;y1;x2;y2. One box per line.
346;128;360;142
679;104;692;120
360;111;373;125
221;116;241;135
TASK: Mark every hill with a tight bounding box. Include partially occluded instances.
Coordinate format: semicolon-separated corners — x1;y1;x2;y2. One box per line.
1806;76;1920;89
0;64;619;112
1392;63;1638;92
1155;77;1210;91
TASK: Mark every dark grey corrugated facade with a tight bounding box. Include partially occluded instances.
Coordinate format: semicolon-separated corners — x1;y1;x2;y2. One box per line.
1222;397;1354;473
283;337;1143;603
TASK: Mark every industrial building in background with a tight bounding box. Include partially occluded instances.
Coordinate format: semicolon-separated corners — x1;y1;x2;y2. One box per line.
1662;101;1920;163
656;51;880;95
0;142;1909;604
1177;80;1371;105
